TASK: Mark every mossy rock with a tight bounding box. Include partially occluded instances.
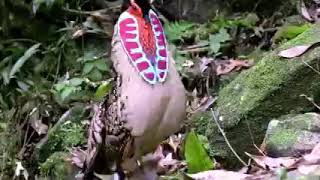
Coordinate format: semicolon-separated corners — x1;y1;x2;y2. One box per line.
40;152;79;180
191;24;320;167
265;113;320;157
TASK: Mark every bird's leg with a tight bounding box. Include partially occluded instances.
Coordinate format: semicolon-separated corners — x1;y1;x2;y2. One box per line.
124;153;160;180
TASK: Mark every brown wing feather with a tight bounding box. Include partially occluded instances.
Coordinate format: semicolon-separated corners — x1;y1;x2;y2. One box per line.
72;68;133;179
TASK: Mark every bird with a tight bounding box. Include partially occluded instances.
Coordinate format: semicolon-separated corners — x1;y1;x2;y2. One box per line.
71;0;186;179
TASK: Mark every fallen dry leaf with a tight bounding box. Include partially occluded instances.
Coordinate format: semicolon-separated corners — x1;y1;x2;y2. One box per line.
278;45;312;58
191;95;217;113
298;164;320;175
302;143;320;165
309;142;320;156
30;119;48;135
245;152;299;170
200;57;214;73
299;0;320;23
279;42;320;58
215;59;253;75
70;147;87;169
187;170;252;180
300;0;314;22
168;134;183;154
158;153;184;174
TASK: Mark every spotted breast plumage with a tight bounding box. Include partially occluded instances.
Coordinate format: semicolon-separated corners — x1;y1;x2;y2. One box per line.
71;0;186;179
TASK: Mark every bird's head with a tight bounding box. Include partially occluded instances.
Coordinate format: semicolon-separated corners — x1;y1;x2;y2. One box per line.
130;0;154;9
122;0;155;20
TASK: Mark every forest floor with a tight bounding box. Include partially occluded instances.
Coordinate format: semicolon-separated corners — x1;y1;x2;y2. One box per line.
1;0;320;179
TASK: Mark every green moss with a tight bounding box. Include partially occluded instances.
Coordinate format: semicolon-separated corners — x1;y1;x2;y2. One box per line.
268;129;298;149
269;113;320;133
198;24;320;166
280;114;313;130
216;24;320;128
217;24;320;124
40;152;69;179
189;112;213;135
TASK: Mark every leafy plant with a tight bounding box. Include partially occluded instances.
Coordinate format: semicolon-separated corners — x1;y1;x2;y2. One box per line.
9;43;41;81
94;80;112;101
208;13;259;33
272;24;311;43
165;21;196;43
77;44;110;82
209;28;231;55
53;78;84;103
184;130;215;173
1;43;41;84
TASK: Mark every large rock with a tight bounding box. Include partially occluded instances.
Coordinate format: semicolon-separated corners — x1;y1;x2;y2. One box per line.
156;0;295;22
191;24;320;167
264;113;320;157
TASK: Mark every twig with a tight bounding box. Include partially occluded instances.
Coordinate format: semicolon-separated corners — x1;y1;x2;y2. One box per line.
210;109;248;166
184;43;209;50
302;59;320;76
301;94;320;110
178;47;209;54
244;118;266;156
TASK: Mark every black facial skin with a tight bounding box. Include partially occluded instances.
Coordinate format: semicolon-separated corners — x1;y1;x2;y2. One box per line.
121;0;153;22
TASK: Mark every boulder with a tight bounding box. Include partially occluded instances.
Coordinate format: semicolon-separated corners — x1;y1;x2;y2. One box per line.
191;24;320;167
264;113;320;157
156;0;295;22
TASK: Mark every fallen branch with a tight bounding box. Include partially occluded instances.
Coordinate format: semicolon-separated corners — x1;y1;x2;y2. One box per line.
178;47;209;54
210;109;248;166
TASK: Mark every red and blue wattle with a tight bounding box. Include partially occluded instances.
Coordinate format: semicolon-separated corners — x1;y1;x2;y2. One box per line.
117;6;168;85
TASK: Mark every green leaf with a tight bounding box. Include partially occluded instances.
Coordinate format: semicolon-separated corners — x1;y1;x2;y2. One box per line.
237;13;259;27
197;134;210;151
83;62;94;75
184;130;214;173
9;43;41;80
17;81;30;92
1;67;10;84
94;81;112;101
78;51;97;62
165;21;195;43
88;68;103;81
60;86;75;101
54;83;65;91
94;59;108;71
209;28;231;53
272;24;311;42
209;28;230;54
69;78;84;86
